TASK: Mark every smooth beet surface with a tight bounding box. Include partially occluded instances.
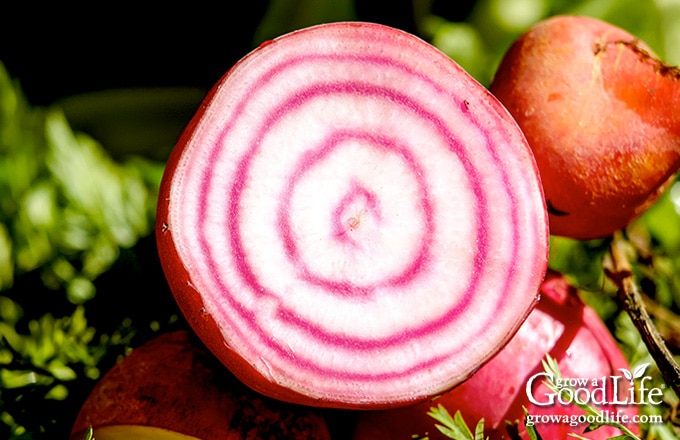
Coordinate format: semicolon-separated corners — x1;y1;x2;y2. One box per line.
156;21;548;409
70;330;331;440
490;15;680;240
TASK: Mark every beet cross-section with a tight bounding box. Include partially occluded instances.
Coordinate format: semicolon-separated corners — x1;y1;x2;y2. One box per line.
156;21;548;409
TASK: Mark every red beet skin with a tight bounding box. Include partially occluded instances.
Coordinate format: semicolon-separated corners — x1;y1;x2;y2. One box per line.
490;15;680;240
156;22;548;409
352;272;640;439
70;330;331;440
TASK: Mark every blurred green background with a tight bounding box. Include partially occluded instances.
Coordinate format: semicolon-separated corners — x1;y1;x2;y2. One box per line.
2;0;680;438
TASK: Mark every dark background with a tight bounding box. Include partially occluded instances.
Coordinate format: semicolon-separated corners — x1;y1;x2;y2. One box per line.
0;1;476;106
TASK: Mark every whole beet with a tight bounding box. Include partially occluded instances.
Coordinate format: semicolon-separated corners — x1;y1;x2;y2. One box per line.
491;15;680;240
70;330;331;440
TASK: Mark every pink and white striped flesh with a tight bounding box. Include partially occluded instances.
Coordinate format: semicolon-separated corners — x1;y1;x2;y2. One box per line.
156;21;548;409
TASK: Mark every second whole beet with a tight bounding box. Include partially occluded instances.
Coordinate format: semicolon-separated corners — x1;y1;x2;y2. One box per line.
351;271;640;439
490;15;680;240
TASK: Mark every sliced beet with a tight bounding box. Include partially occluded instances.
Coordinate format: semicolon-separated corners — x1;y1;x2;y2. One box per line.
156;22;548;409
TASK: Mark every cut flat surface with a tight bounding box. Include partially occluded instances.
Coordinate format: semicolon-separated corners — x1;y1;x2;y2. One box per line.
157;21;548;408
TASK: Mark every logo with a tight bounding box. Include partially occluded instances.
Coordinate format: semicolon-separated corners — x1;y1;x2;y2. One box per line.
525;362;664;407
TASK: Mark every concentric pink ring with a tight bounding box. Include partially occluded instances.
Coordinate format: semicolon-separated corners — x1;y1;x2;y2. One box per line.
164;24;546;400
197;80;490;373
278;129;434;294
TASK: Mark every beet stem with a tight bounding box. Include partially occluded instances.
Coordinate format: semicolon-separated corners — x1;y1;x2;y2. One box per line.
605;231;680;398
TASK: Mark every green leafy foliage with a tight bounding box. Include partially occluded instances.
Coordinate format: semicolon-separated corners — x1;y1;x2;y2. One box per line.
0;63;163;303
0;61;181;438
426;404;488;440
420;0;680;87
0;296;135;438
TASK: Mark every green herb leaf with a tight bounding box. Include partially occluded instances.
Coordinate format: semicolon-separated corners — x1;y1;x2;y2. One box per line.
427;404;488;440
521;407;543;440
